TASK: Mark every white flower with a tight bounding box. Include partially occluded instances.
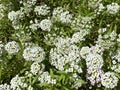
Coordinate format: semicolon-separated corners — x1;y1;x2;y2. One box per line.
88;0;102;9
0;83;11;90
34;4;50;16
50;41;81;71
38;72;56;84
71;16;92;31
86;53;103;70
110;31;117;41
107;3;120;14
52;7;64;21
101;72;118;89
30;62;45;75
23;46;45;62
90;44;103;54
27;0;37;5
111;64;120;73
10;75;27;90
40;19;52;31
60;11;72;23
28;85;34;90
80;46;90;59
5;41;20;54
52;7;72;23
98;3;105;12
8;11;17;21
71;31;88;43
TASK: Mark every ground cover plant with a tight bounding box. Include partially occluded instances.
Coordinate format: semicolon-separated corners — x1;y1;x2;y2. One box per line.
0;0;120;90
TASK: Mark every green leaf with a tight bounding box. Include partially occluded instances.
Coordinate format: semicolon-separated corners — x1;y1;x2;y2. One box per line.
57;71;66;74
63;86;69;90
77;79;87;84
31;75;39;85
50;69;54;77
115;72;120;79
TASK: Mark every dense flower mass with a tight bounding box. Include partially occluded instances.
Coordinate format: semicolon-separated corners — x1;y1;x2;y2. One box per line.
101;72;118;89
10;75;27;90
23;46;45;62
107;3;120;14
50;41;81;71
40;19;52;31
0;0;120;90
4;41;20;54
52;7;72;23
30;62;45;75
34;4;50;16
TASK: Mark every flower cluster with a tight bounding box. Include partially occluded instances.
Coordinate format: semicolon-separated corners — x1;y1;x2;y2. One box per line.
38;71;56;84
0;83;11;90
23;46;45;62
0;0;120;90
10;75;27;90
30;62;45;75
5;41;20;54
34;4;50;16
50;37;82;73
101;72;118;89
52;7;72;23
107;3;120;14
40;19;52;31
80;46;104;85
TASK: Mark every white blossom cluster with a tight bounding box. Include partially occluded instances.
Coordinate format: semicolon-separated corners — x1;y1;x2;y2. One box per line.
71;16;92;31
70;16;92;43
8;0;38;30
1;1;120;89
5;41;20;54
28;85;34;90
8;11;19;21
88;0;102;9
34;4;50;16
94;3;105;15
101;72;118;89
86;53;103;70
29;18;52;31
71;30;89;43
107;3;120;14
80;46;104;85
0;83;11;90
23;46;45;62
50;37;82;74
80;46;90;59
112;64;120;73
10;75;28;90
40;19;52;31
29;19;40;30
25;0;37;6
30;62;45;75
52;7;72;23
8;9;25;29
96;30;117;50
111;50;120;73
86;54;104;85
38;71;56;84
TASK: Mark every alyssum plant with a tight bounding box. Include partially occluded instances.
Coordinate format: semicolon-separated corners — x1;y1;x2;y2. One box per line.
0;0;120;90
